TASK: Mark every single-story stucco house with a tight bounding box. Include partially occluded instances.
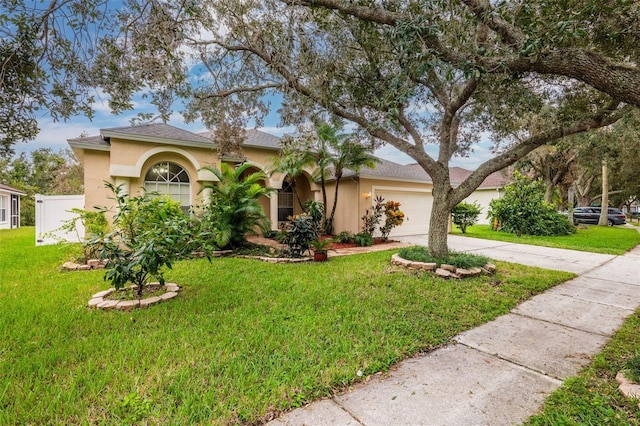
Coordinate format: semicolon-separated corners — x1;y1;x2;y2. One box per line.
0;183;26;230
68;123;508;237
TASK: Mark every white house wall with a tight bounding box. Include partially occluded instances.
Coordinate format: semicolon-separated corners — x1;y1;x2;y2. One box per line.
463;189;503;225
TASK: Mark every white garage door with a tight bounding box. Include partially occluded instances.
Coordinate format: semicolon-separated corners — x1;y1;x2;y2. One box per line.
374;189;432;237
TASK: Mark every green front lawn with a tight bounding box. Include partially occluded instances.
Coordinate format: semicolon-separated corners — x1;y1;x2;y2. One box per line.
0;227;573;424
526;309;640;425
451;224;640;255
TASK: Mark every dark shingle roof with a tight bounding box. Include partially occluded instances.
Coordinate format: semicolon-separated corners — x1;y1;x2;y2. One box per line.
448;166;511;188
346;158;433;183
198;129;282;150
102;123;211;145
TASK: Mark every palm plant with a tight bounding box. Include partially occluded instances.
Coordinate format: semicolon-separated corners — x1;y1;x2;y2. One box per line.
316;123;380;234
200;163;274;249
268;144;315;210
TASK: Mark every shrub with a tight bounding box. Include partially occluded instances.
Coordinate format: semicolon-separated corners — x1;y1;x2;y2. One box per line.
302;200;324;234
398;246;490;269
281;214;318;258
353;231;374;247
451;202;482;234
380;200;404;241
54;208;109;263
334;231;355;244
361;196;385;235
96;183;192;296
487;172;575;237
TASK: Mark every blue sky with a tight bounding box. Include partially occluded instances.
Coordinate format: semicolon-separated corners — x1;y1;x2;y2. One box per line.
19;95;494;170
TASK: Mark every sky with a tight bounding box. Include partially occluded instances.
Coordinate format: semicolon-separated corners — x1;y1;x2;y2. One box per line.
15;89;495;170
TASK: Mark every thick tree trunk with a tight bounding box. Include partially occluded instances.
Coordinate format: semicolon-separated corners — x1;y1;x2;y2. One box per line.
544;182;554;204
598;160;609;226
428;182;452;257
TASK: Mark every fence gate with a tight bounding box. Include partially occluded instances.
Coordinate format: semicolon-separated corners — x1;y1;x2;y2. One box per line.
35;194;85;246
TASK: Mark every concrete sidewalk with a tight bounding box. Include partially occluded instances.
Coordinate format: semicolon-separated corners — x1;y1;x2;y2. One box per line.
269;235;640;425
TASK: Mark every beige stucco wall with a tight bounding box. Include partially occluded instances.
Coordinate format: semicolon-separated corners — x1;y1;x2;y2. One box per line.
82;150;113;213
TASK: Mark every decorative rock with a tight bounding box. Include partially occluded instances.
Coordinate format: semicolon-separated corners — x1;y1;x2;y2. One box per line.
165;284;180;292
88;297;103;308
62;261;79;270
116;300;140;311
435;268;452;278
484;263;497;273
77;264;91;271
414;262;437;271
159;291;178;301
147;282;161;289
139;296;162;308
440;264;457;272
92;288;115;298
96;300;119;310
87;259;101;268
469;267;483;276
456;268;474;278
616;371;640;402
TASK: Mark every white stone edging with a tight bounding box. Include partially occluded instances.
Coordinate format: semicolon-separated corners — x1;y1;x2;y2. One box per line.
88;282;181;311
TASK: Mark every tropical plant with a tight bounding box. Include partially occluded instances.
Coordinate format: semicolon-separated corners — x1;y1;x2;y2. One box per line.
451;202;482;234
361;196;385;236
200;163;274;249
379;200;404;241
488;173;575;237
315;123;381;234
353;232;374;247
281;214;318;258
302;200;324;234
334;231;355;244
96;183;190;296
310;238;333;254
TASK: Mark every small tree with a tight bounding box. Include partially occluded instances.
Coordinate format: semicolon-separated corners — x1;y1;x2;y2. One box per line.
200;163;274;249
96;183;190;296
488;173;574;237
451;202;482;234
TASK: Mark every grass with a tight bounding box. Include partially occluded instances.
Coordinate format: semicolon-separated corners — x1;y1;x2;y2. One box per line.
398;246;490;268
525;309;640;425
451;224;640;255
1;227;574;424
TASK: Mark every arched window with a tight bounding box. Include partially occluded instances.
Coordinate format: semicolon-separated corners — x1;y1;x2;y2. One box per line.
144;162;190;213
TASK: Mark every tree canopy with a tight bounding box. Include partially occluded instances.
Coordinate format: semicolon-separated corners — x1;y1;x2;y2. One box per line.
3;0;640;254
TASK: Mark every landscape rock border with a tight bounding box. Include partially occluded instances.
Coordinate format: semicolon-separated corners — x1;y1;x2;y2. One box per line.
88;282;181;311
391;253;496;279
616;371;640;408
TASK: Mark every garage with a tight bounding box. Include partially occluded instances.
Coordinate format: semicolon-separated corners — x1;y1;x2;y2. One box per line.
373;187;433;237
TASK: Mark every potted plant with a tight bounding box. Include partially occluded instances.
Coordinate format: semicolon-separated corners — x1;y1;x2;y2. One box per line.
311;238;334;262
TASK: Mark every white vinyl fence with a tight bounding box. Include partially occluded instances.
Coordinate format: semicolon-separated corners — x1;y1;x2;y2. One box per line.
35;194;84;246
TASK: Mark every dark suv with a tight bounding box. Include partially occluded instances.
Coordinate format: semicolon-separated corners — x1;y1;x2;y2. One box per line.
572;207;627;226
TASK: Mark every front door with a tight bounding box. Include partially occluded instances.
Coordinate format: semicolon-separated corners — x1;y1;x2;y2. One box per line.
10;194;19;228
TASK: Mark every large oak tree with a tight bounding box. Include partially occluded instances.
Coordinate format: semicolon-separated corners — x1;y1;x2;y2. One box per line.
4;0;640;255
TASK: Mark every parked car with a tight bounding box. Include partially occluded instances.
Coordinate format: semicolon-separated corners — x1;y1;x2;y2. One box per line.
572;207;627;226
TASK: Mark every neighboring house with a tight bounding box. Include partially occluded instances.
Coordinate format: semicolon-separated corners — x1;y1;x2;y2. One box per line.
0;183;26;230
449;167;511;225
68;123;508;238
